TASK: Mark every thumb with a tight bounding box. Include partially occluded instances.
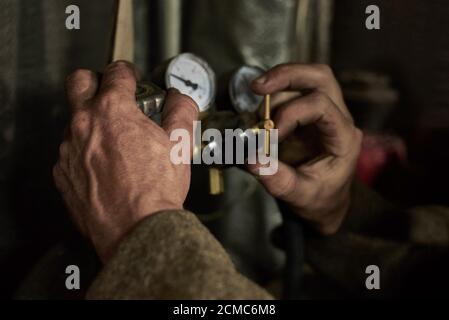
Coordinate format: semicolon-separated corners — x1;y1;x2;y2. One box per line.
247;160;300;204
162;89;199;138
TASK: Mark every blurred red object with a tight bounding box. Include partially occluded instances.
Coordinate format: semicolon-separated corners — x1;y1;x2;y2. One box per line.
357;133;407;186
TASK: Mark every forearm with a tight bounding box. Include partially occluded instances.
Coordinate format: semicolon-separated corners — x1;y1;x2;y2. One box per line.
339;180;406;237
305;181;449;297
86;210;272;300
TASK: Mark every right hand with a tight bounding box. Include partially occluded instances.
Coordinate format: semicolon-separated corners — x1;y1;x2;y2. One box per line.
54;61;199;262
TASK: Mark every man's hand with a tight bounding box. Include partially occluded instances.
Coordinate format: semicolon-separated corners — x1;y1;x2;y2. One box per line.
54;61;198;262
250;64;363;235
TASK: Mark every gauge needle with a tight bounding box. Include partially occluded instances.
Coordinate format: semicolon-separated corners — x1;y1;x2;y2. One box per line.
170;74;199;91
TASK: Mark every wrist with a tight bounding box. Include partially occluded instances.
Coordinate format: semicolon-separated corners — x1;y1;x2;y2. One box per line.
91;200;184;263
313;198;350;235
293;188;352;236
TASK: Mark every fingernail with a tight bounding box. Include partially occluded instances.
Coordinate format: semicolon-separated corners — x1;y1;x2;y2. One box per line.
254;75;268;85
168;88;180;94
114;60;131;66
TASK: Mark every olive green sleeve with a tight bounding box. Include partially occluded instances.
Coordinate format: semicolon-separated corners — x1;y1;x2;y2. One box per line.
305;181;449;298
86;210;273;300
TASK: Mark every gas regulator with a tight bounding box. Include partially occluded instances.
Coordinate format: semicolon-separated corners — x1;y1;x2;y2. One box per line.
135;53;274;195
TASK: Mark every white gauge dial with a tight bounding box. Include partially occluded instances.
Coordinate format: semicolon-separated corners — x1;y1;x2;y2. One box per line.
165;53;216;112
229;65;265;113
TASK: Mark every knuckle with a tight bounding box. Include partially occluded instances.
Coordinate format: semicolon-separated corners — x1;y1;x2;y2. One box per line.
354;127;363;140
343;126;364;158
165;95;199;124
314;64;334;79
59;142;69;157
101;89;121;103
66;69;94;86
314;64;335;87
283;174;298;197
70;112;90;135
105;62;125;74
105;62;136;81
181;101;199;120
353;127;364;147
266;172;297;199
53;165;67;192
273;63;295;76
309;91;330;109
171;92;199;114
180;94;199;113
53;162;62;181
97;90;122;113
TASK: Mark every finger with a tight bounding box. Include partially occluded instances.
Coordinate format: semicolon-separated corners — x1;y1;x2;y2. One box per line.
53;162;69;194
252;63;349;117
65;69;99;110
98;61;137;99
58;142;70;161
258;91;301;119
274;92;353;157
162;89;199;139
271;91;302;108
247;160;301;204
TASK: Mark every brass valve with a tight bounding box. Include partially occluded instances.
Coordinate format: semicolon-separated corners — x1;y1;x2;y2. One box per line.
209;168;224;195
263;94;275;156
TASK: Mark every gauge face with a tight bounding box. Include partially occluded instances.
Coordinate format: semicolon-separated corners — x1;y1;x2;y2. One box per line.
165;53;216;112
229;65;265;113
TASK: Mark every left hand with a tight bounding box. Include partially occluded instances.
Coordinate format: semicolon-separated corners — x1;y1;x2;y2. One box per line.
248;63;363;235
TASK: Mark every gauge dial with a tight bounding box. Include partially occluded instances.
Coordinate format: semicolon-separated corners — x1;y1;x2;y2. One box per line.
165;53;216;112
229;65;265;113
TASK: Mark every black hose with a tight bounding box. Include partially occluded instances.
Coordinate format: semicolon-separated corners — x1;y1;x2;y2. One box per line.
277;200;305;300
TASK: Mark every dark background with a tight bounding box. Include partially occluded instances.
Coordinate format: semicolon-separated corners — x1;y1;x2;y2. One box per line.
332;0;449;206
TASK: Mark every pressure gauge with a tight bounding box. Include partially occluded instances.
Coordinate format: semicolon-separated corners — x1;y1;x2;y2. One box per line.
165;53;216;112
229;65;265;113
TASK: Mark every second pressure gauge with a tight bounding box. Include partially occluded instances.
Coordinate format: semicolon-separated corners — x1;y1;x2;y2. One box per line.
165;53;216;112
229;65;265;113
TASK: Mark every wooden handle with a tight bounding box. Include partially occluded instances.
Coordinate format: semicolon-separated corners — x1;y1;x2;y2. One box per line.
111;0;134;63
